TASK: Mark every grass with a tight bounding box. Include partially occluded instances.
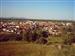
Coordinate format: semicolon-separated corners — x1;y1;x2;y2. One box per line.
0;41;75;56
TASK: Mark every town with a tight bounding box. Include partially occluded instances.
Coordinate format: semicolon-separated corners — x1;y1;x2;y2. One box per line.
0;19;75;56
0;19;75;44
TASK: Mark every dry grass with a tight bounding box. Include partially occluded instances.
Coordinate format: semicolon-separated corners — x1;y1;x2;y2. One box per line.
0;41;75;56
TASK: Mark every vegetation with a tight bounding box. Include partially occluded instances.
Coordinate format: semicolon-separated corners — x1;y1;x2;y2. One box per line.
0;41;75;56
0;19;75;56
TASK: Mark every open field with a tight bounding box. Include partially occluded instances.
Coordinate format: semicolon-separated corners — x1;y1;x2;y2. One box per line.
0;41;75;56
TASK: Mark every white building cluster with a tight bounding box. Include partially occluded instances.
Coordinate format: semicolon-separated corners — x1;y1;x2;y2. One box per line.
0;21;73;36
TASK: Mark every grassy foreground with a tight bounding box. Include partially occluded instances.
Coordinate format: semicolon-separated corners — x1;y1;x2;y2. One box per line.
0;41;75;56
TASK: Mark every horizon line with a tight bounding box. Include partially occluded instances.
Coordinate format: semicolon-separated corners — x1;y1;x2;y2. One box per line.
0;17;74;21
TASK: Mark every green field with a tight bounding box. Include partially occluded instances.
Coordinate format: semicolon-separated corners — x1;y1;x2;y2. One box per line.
0;41;75;56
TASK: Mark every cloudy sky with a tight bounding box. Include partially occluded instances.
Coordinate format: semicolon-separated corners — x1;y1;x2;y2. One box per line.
0;0;75;20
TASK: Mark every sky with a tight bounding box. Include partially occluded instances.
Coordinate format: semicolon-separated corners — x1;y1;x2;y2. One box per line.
0;0;75;20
